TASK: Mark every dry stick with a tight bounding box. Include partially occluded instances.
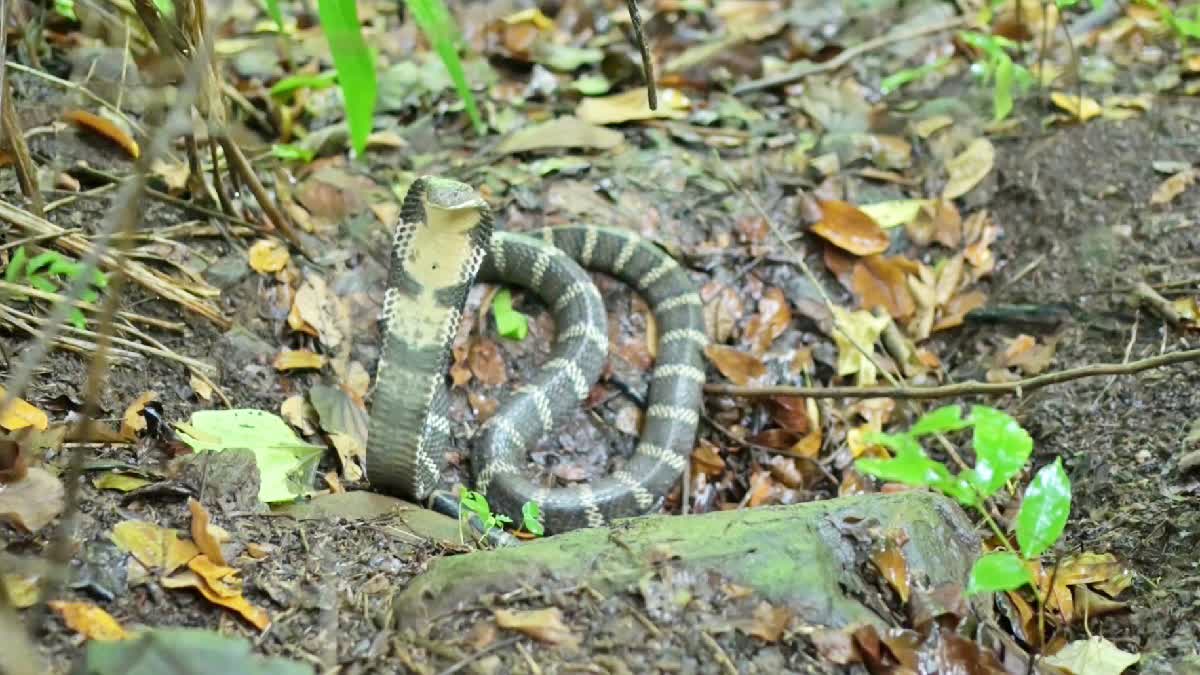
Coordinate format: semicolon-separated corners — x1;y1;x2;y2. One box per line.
121;319;230;406
0;198;229;327
706;348;1200;400
625;0;657;110
218;135;311;256
732;15;968;95
71;164;260;229
5;62;148;138
2;78;44;216
0;308;140;361
0;279;186;332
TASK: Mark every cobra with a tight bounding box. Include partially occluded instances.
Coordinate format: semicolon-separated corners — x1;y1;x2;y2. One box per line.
366;176;706;535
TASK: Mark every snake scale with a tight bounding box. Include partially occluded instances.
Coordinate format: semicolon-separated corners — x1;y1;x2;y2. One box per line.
366;176;706;535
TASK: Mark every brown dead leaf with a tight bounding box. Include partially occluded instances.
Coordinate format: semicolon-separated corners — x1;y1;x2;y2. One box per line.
0;385;48;432
766;396;811;434
291;275;347;349
0;437;26;483
998;334;1057;375
811;201;890;256
932;290;988;332
691;439;725;478
871;539;910;603
330;431;365;482
189;374;213;401
1150;168;1197;205
49;601;129;641
119;391;158;441
704;345;766;385
576;88;690;125
931;200;964;249
469;338;508;386
934;255;966;307
746;470;777;507
494;607;579;647
744;287;792;354
187;554;242;598
497;116;625;154
0;467;64;532
188;499;227;566
942;138;994;200
280;395;317;435
852;256;915;320
746;602;792;642
248;238;290;274
63;109;140;158
701;283;742;343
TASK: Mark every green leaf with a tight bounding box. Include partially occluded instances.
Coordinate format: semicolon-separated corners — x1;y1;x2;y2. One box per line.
91;268;109;289
262;0;285;32
966;551;1033;594
1016;457;1071;558
459;489;493;521
863;431;925;457
968;405;1032;497
521;501;544;537
270;71;338;98
4;246;28;283
317;0;377;158
908;405;971;437
879;58;949;95
83;627;314;675
571;74;612;96
993;54;1015;121
48;257;82;278
272;143;316;163
855;452;949;489
175;409;324;503
492;289;528;340
404;0;485;135
54;0;77;21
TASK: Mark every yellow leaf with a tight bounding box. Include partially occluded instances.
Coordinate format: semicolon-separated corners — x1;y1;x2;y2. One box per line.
502;7;554;30
858;199;929;229
120;391;158;441
1050;92;1102;121
494;607;579;647
162;569;270;631
188;498;228;566
273;349;326;371
0;385;48;431
942;138;995;200
48;601;129;641
91;472;152;492
831;307;891;386
248;238;290;274
576;88;690;125
110;520;198;573
62;109;140;159
2;572;41;608
187;554;242;598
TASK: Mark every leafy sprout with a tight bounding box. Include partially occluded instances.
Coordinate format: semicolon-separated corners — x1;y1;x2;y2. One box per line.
3;246;108;330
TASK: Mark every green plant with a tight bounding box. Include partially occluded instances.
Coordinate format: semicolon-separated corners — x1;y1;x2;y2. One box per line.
959;31;1035;121
879;57;951;96
3;246;108;330
855;405;1071;601
492;289;528;341
403;0;484;135
1140;0;1200;41
458;488;544;542
316;0;378;157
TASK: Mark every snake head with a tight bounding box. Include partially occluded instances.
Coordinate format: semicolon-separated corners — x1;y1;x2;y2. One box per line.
420;177;488;218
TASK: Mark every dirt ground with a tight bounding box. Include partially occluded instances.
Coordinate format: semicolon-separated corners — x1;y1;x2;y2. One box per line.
4;7;1200;674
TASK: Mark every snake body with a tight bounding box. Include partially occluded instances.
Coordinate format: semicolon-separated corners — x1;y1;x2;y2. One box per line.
367;176;706;534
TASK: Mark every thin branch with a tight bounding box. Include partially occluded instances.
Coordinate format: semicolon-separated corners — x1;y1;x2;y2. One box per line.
733;15;967;95
705;348;1200;400
5;61;149;138
625;0;657;110
0;279;186;332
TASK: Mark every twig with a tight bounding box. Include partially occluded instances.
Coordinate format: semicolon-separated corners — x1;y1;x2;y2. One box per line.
217;135;311;257
2;77;44;215
703;410;837;486
437;638;521;675
699;631;738;675
705;348;1200;400
625;0;657;110
4;62;149;139
0;292;138;362
733;15;968;95
1132;281;1182;327
0;279;185;332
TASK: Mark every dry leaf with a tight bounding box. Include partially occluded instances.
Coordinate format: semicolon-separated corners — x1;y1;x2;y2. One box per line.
934;255;965;306
329;431;365;482
494;607;579;647
291;275;347;349
49;601;129;641
0;385;48;432
110;520;199;573
691;439;725;478
704;345;766;385
0;467;64;532
273;349;327;371
248;239;290;274
187;554;242;598
188;499;227;566
119;391;158;441
831;307;891;386
746;602;792;642
150;158;190;192
942;138;995;200
469;339;508;386
871;539;910;603
811;201;890;256
766;396;811;434
497;116;625;154
63;109;140;158
1150;168;1197;205
851;256;915;320
92;472;152;492
3;572;40;608
189;374;213;401
162;569;270;631
743;287;792;354
1050;91;1102;122
342;361;371;400
280;395;317;435
932;290;988;332
701;283;742;343
576;88;690;125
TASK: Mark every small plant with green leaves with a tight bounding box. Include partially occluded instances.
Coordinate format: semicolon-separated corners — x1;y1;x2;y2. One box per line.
3;246;109;330
457;488;544;544
959;30;1035;121
854;405;1071;617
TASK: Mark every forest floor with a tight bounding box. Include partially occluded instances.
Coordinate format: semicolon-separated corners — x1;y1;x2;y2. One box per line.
2;0;1199;673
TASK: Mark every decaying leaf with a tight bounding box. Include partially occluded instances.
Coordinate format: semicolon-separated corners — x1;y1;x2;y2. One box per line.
120;391;158;441
1149;168;1197;205
871;539;910;603
1042;635;1139;675
932;290;988;332
329;431;365;482
745;602;792;642
743;287;792;354
497;116;625;154
851;256;916;320
162;569;270;631
942;138;994;200
810;201;890;256
189;499;228;566
289;275;348;350
691;439;726;478
468;338;508;386
831;307;891;386
0;467;65;532
49;601;129;641
63;109;140;158
1050;92;1102;122
576;88;690;125
0;385;49;432
494;607;579;647
704;345;766;385
273;349;327;372
110;520;199;573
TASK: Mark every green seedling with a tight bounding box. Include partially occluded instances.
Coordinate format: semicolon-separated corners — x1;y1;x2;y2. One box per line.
402;0;484;135
879;57;951;96
855;405;1071;622
959;30;1034;121
317;0;378;157
271;143;316;163
1140;0;1200;42
492;289;528;341
458;488;544;544
3;246;108;330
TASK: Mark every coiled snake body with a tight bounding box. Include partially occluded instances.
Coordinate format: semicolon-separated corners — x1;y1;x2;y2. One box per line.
366;176;706;534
